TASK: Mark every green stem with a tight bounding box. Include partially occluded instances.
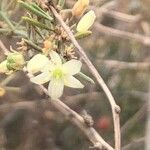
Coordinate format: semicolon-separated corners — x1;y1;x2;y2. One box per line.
0;11;15;31
78;72;95;84
22;17;52;31
23;39;42;52
0;73;16;86
4;86;21;92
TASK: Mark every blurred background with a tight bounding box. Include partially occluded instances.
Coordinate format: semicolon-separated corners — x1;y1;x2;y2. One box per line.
0;0;150;150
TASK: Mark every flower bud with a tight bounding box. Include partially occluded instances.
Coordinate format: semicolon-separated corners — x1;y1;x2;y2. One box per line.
42;40;53;55
77;10;96;33
72;0;89;17
0;60;9;74
6;52;25;71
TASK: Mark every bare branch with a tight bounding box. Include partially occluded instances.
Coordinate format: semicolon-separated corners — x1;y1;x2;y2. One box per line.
28;73;114;150
98;60;150;71
95;23;150;47
122;137;145;150
121;104;147;137
49;6;121;150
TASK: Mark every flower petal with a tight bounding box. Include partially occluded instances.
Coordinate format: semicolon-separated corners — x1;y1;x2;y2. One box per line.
63;59;82;75
49;51;62;65
77;10;96;32
64;76;84;88
30;72;51;84
0;60;9;73
27;54;49;74
48;79;64;99
41;61;55;72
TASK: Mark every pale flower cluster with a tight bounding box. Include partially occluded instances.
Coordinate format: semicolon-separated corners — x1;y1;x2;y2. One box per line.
27;51;84;99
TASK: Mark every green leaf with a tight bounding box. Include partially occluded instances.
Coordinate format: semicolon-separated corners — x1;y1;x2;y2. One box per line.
0;11;15;30
78;72;95;84
22;17;51;30
18;1;53;21
23;39;42;52
75;31;92;39
30;2;48;15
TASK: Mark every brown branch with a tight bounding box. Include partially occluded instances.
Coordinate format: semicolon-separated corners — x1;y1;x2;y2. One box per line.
121;104;147;137
50;99;114;150
29;75;114;150
98;60;150;71
122;137;145;150
95;23;150;47
0;41;114;150
99;8;141;23
0;40;9;55
0;99;114;150
66;1;140;24
49;6;121;150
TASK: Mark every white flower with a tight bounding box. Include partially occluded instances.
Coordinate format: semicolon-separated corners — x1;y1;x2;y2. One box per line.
28;51;84;99
27;54;50;74
77;10;96;33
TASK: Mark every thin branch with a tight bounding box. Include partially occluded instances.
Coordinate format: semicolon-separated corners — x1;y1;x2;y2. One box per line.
66;1;140;24
49;6;121;150
98;60;150;71
122;137;145;150
95;23;150;47
0;41;114;150
0;40;9;55
50;99;114;150
0;99;114;150
99;9;141;23
145;83;150;150
27;72;114;150
121;104;147;137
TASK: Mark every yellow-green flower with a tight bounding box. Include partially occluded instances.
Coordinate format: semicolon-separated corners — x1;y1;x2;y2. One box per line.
6;52;25;70
0;60;10;74
28;51;84;99
76;10;96;33
0;52;25;74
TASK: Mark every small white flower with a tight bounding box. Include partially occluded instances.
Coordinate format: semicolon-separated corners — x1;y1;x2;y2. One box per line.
27;54;50;74
28;51;84;99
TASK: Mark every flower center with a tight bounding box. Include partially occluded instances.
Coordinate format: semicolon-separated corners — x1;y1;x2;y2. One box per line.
52;68;64;80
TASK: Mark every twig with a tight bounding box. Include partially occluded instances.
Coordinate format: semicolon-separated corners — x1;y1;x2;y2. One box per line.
122;137;145;150
49;6;121;150
28;73;114;150
145;83;150;150
0;73;16;86
23;39;42;52
95;23;150;47
0;40;9;55
0;99;114;150
66;1;140;24
99;9;141;23
121;104;147;137
0;41;114;150
49;98;114;150
98;60;150;71
0;11;15;31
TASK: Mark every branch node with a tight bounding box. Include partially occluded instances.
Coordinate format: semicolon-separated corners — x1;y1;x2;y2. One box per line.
81;110;94;127
115;105;121;114
89;142;105;150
